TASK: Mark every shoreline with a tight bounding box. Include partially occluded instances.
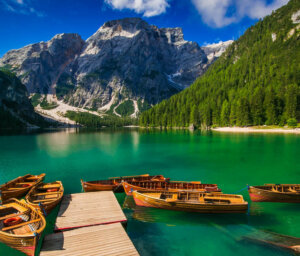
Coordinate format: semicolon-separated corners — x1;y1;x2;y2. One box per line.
212;127;300;134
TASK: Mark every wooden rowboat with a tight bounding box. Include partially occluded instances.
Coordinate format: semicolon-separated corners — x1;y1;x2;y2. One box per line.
0;199;46;256
25;181;64;215
132;190;248;213
0;174;46;203
248;184;300;203
241;230;300;254
123;181;221;196
81;174;167;192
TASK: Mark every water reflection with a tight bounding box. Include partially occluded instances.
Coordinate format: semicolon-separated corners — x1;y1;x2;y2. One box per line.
123;196;296;256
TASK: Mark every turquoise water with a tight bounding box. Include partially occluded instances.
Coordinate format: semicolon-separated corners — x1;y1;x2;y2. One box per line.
0;128;299;255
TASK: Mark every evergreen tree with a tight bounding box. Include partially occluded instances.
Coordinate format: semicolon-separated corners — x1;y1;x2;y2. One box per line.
139;0;300;128
251;87;265;125
285;84;298;119
220;100;230;126
265;87;278;125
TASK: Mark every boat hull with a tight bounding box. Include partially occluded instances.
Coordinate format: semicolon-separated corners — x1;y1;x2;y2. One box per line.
248;186;300;203
81;180;121;192
123;181;220;196
0;233;39;256
26;181;64;215
80;175;167;193
0;199;46;256
133;191;248;213
0;174;46;203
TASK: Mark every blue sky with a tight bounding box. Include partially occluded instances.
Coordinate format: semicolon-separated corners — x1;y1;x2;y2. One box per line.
0;0;289;57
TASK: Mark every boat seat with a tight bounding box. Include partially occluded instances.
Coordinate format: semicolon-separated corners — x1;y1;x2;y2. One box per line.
38;186;60;190
11;225;31;235
165;198;177;202
288;188;297;192
25;177;39;180
6;187;25;191
32;199;53;203
16;182;34;185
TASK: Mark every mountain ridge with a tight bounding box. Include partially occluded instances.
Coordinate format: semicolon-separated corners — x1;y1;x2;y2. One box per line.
0;18;232;117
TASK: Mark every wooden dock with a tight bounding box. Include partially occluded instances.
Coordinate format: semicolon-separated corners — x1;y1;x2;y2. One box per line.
40;223;139;256
55;191;127;231
40;191;139;255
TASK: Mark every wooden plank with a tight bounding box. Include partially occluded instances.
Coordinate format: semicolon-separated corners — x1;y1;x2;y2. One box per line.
40;223;139;256
54;191;126;231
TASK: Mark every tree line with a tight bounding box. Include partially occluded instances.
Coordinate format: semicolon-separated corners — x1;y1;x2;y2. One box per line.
139;0;300;128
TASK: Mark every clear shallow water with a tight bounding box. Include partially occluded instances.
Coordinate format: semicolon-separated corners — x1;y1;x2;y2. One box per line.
0;128;299;256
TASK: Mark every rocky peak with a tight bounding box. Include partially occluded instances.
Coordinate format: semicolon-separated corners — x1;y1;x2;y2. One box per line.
88;17;150;42
0;18;233;116
102;17;149;30
159;27;185;45
0;33;84;93
202;40;234;62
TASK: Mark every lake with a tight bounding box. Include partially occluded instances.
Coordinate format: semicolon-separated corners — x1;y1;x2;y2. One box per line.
0;128;299;256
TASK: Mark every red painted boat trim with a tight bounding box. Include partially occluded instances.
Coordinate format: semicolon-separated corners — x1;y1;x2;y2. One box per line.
134;198;155;207
22;245;35;256
249;193;265;202
54;219;127;231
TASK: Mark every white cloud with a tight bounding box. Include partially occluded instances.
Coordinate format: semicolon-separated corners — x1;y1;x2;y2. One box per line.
236;0;288;20
191;0;289;28
191;0;236;28
104;0;169;17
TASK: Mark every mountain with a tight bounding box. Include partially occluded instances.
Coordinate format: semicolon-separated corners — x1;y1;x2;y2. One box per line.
0;34;84;94
0;18;232;117
0;70;48;129
139;0;300;128
202;40;234;63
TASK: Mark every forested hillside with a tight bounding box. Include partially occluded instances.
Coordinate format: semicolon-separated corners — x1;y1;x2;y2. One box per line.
140;0;300;128
0;70;49;130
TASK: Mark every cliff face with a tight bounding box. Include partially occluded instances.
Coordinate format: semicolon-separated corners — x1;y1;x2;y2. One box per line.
0;33;85;94
0;18;232;115
202;40;234;63
0;70;45;128
65;18;208;110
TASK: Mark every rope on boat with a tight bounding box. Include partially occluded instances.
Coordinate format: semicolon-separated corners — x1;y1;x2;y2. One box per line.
113;182;123;192
39;203;47;217
233;185;249;194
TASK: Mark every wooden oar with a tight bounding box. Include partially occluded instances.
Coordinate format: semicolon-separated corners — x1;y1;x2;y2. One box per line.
2;218;41;231
0;212;25;221
25;177;40;180
33;192;61;196
6;187;26;191
32;199;54;203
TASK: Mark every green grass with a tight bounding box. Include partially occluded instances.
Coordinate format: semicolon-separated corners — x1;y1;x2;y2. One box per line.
115;100;135;116
40;97;58;110
30;93;42;107
64;111;137;127
106;101;119;115
56;73;75;99
137;99;151;113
